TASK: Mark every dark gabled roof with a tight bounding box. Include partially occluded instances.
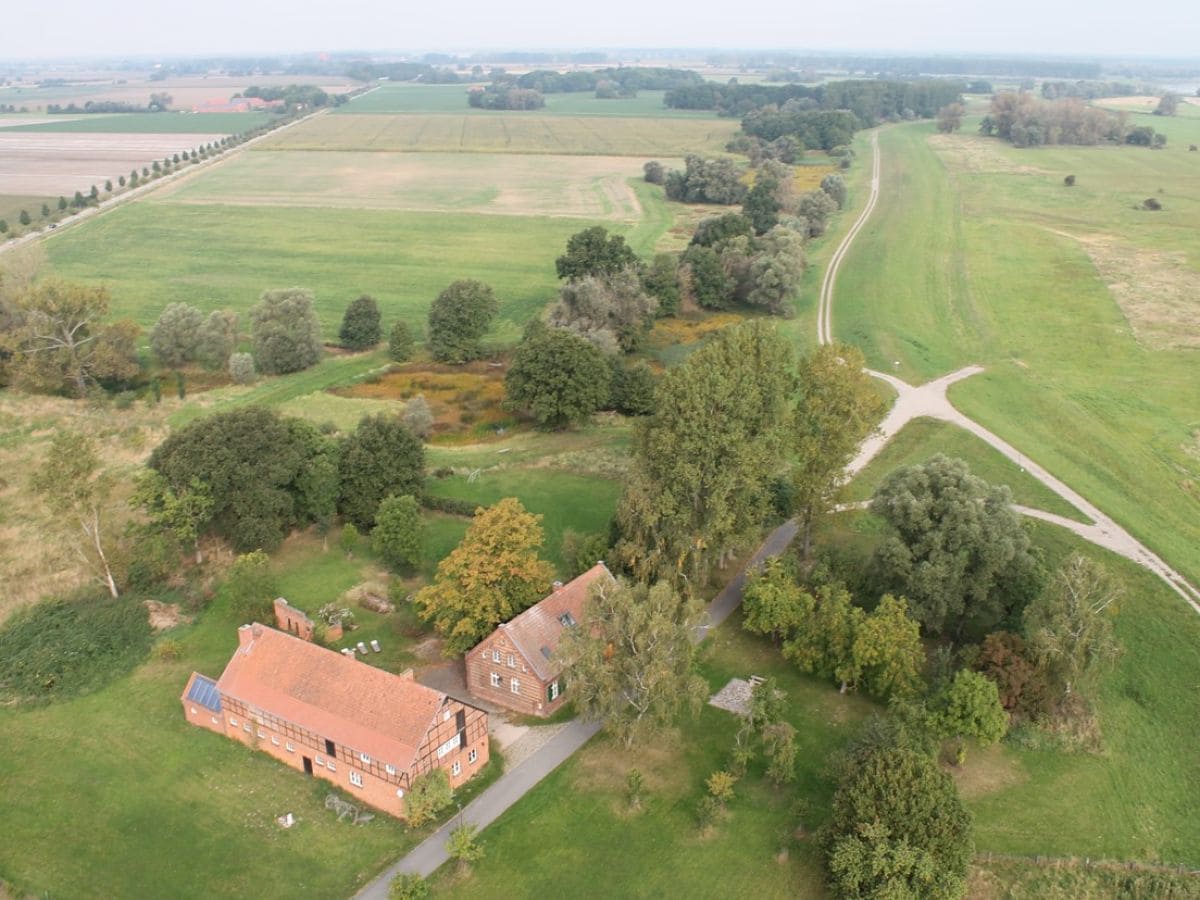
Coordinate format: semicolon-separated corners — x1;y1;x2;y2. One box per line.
184;672;222;713
489;563;614;682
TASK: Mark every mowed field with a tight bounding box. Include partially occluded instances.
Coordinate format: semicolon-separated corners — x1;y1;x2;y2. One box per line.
44;202;616;338
833;117;1200;589
158;150;658;219
0;131;229;195
261;112;738;156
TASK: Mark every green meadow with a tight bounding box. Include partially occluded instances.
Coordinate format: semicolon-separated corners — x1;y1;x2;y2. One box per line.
339;85;719;118
44;202;642;337
833;119;1200;590
0;111;273;134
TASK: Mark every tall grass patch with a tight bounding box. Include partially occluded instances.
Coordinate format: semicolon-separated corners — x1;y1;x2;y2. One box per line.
0;592;153;705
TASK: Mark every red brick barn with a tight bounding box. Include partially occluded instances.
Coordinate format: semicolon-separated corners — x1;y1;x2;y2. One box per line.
465;563;614;717
181;623;488;818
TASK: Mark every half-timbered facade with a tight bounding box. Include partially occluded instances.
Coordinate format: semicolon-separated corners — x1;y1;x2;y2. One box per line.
465;563;614;717
181;623;488;818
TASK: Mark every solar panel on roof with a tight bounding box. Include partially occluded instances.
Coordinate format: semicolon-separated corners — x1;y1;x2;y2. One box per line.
186;674;223;713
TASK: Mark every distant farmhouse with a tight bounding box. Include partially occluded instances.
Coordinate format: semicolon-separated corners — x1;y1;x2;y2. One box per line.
181;624;488;818
466;563;614;717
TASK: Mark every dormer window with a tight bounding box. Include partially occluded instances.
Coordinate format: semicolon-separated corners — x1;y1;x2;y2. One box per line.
559;612;576;627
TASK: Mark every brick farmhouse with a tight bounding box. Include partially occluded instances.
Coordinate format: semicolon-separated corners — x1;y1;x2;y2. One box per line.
181;623;488;818
465;563;614;717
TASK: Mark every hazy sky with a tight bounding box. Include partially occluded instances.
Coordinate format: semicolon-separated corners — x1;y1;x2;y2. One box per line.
1;0;1197;60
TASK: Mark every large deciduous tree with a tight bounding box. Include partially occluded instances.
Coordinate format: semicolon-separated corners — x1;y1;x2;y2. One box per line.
615;320;794;587
131;470;214;564
427;279;497;364
504;327;612;429
929;668;1008;747
148;406;331;552
560;578;708;749
742;557;812;642
555;226;639;281
870;455;1044;638
791;342;885;559
338;294;382;350
1024;554;1122;705
548;267;658;353
9;279;139;396
371;494;423;571
851;594;925;700
824;746;973;900
250;287;323;375
414;498;555;655
195;309;238;370
337;414;425;531
31;429;122;597
150;302;204;368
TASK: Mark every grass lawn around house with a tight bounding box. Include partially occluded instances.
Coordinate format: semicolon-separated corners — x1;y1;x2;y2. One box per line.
425;467;622;574
429;621;878;898
830;118;1200;594
426;511;1200;898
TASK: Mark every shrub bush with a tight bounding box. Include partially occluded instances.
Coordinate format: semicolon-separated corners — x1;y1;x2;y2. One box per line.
0;591;153;704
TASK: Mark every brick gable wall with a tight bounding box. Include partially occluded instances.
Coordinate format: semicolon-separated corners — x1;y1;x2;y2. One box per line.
464;632;569;718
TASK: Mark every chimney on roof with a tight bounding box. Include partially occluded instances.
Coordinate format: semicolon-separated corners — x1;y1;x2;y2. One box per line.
237;623;261;647
398;668;415;681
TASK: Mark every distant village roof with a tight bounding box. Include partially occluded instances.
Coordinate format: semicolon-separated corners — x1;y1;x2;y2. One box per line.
191;96;280;113
215;624;446;772
497;563;614;681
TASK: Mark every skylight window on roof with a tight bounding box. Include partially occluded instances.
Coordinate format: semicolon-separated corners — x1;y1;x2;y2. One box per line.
558;612;576;627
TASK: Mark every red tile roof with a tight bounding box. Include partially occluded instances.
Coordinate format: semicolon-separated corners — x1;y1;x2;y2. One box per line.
215;624;445;773
494;563;614;681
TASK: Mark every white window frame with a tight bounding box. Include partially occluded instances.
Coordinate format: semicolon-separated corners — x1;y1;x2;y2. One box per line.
385;764;396;776
327;760;337;772
229;717;238;727
451;761;461;777
510;677;520;694
211;716;219;725
271;736;280;746
549;681;559;701
349;770;363;788
315;756;326;768
491;648;500;662
468;749;478;765
490;672;501;688
190;706;198;715
257;729;266;739
443;708;451;722
507;653;515;668
285;742;295;753
360;752;371;764
243;723;252;733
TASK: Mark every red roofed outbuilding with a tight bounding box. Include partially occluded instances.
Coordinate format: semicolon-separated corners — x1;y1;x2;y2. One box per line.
465;563;614;717
181;623;488;818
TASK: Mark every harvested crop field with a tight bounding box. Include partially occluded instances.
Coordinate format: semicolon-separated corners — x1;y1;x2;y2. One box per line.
0;75;355;112
0;132;225;195
260;113;740;156
159;150;657;219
